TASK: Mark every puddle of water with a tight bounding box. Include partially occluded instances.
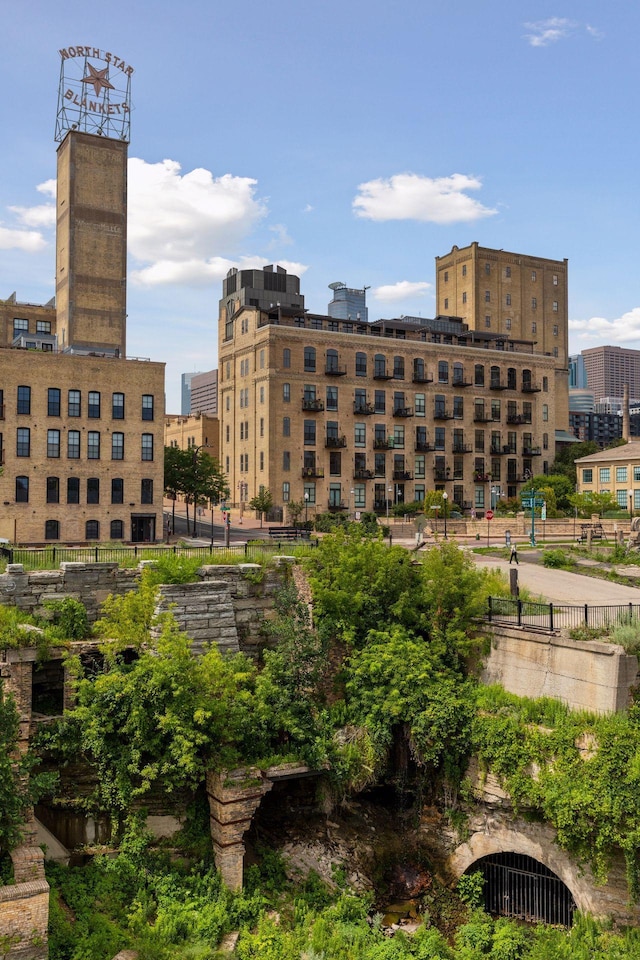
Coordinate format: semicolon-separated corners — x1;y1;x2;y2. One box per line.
381;899;420;926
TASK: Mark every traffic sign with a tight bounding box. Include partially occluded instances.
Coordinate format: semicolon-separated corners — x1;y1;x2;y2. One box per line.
486;509;494;521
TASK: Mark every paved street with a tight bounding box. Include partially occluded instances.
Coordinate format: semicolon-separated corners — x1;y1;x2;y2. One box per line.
472;554;640;605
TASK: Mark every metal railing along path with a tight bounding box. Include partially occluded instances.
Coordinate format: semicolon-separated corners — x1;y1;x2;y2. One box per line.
487;596;640;632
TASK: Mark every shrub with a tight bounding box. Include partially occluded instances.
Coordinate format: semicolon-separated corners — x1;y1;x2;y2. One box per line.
610;621;640;655
542;549;573;569
314;511;349;533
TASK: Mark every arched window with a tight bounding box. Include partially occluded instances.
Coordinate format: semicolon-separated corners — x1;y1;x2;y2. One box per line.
355;352;367;376
304;346;316;372
326;349;339;373
374;354;387;378
393;356;405;379
45;520;60;540
490;365;501;387
507;367;517;389
438;360;448;383
522;368;532;389
283;348;291;369
474;364;485;386
16;476;29;503
85;520;100;540
453;362;464;385
413;358;425;381
110;520;124;539
87;478;100;504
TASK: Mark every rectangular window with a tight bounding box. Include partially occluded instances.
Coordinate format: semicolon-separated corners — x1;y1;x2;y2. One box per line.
475;486;485;508
542;404;548;422
531;271;537;281
462;292;467;304
283;383;290;403
112;393;125;419
47;429;60;458
141;478;154;504
326;386;338;410
505;266;511;278
531;297;537;309
46;477;59;504
87;478;100;504
304;420;316;445
374;390;386;414
141;394;154;420
599;467;610;483
354;485;366;509
48;388;61;416
435;427;445;450
553;274;558;285
329;451;341;476
67;477;80;504
506;294;511;306
617;489;628;508
415;455;425;479
68;390;81;417
282;482;290;502
354;423;366;447
87;431;100;459
282;451;290;471
67;430;80;459
415;393;425;417
141;434;154;461
17;385;31;415
88;391;101;418
15;476;29;502
13;318;28;337
393;425;405;448
36;319;51;334
485;290;490;302
112;432;124;460
634;467;640;482
553;301;558;313
303;483;316;504
616;467;628;483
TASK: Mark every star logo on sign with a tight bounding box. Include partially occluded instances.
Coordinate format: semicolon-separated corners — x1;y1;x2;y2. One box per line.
81;62;115;96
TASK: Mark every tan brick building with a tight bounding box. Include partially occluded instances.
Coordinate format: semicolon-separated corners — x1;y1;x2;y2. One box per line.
164;413;219;460
0;127;165;544
435;243;569;430
218;268;559;519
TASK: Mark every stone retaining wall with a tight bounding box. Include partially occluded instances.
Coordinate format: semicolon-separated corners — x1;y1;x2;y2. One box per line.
483;623;639;713
0;846;49;960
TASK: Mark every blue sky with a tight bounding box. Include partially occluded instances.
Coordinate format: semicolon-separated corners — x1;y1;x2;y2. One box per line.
2;0;640;411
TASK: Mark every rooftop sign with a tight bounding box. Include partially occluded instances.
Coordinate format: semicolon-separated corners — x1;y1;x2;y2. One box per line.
55;46;133;143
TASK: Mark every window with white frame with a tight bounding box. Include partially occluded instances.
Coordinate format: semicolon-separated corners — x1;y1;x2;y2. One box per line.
599;467;610;483
617;467;628;482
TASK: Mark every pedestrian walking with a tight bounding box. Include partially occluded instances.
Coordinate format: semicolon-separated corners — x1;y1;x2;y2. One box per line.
509;542;519;565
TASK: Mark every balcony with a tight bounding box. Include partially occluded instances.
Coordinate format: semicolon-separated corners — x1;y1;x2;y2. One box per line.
415;441;436;452
353;401;375;415
507;413;532;424
354;469;375;480
474;472;490;482
433;469;450;481
302;398;324;412
473;411;492;422
328;500;347;511
325;363;347;376
412;372;434;384
393;406;414;418
393;470;413;481
325;435;347;448
490;379;508;391
302;466;325;478
452;374;473;387
374;438;394;450
523;445;542;456
433;408;453;420
373;369;393;380
522;381;542;393
452;443;473;454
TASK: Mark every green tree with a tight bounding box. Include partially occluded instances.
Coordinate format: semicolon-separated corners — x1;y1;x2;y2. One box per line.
163;446;190;535
249;488;274;527
286;499;305;527
521;474;573;514
551;440;598;483
183;450;229;535
569;490;618;518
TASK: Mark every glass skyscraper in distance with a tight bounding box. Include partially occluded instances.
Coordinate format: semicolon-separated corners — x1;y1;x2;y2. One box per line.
328;281;368;322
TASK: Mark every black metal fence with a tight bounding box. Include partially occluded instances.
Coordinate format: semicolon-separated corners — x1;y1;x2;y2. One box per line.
487;596;640;632
478;852;576;927
5;541;317;571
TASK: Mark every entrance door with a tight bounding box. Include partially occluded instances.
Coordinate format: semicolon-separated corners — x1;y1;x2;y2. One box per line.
131;515;156;542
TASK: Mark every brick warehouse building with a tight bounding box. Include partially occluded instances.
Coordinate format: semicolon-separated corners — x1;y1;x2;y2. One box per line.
218;264;562;519
0;87;164;543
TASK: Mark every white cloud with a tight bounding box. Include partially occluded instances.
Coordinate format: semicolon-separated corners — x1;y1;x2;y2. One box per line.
127;158;267;281
353;173;497;224
131;255;308;288
570;309;640;344
0;225;47;252
268;223;293;247
36;179;57;198
9;203;56;228
586;24;604;40
302;204;314;214
373;281;431;302
524;17;575;46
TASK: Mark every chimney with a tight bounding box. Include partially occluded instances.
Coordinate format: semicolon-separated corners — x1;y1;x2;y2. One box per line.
623;383;630;441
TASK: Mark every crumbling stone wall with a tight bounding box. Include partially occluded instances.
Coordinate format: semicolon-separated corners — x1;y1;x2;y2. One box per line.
0;846;48;960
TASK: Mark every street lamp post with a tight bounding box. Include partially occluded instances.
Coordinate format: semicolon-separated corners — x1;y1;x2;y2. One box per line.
387;485;393;523
442;491;448;540
304;491;309;525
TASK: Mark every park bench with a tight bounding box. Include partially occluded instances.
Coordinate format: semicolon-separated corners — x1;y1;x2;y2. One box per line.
577;523;605;543
267;526;311;541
